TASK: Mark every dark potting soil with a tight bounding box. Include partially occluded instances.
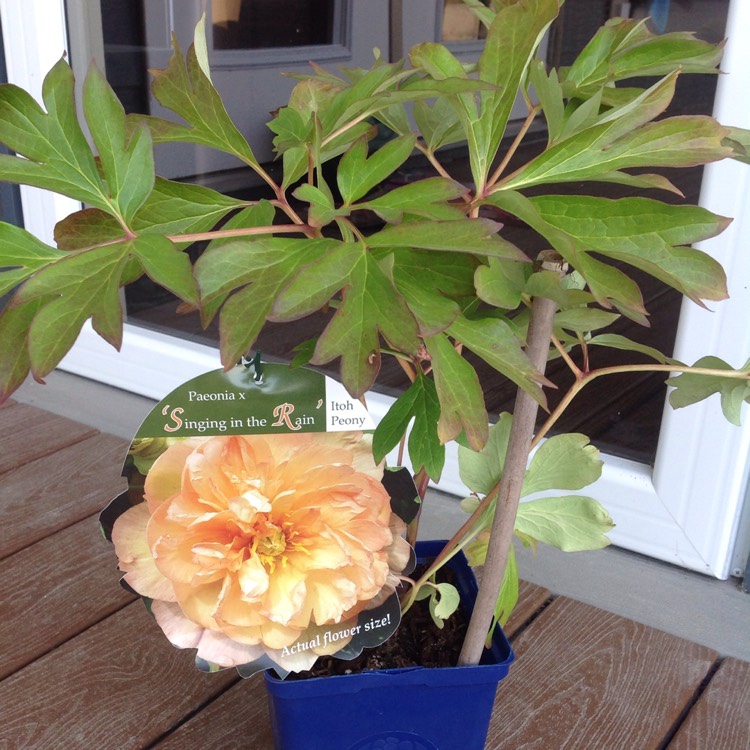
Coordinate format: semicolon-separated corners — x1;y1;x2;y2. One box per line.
289;564;468;680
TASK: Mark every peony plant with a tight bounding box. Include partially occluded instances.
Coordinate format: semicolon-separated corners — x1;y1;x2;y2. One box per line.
1;0;749;672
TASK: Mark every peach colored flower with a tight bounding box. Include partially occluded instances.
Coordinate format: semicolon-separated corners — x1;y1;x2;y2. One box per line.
112;432;410;673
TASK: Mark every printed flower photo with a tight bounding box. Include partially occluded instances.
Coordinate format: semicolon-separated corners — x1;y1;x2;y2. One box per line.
102;431;415;676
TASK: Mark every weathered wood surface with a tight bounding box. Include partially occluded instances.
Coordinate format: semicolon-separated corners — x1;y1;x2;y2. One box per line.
1;405;747;750
668;658;750;750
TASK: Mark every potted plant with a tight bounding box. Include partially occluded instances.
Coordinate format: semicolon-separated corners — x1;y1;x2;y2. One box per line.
0;2;748;748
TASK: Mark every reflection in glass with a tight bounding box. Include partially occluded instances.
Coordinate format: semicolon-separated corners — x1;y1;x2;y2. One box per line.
213;0;335;50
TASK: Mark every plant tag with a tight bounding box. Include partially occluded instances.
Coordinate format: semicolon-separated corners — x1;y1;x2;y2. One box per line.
101;363;418;679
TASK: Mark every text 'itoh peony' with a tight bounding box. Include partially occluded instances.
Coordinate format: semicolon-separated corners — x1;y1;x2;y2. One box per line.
112;431;410;673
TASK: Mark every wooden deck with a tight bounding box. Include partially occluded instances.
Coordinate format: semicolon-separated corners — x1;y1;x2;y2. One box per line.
1;400;749;749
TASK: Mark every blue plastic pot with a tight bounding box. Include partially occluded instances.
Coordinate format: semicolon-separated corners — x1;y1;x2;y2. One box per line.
264;540;514;750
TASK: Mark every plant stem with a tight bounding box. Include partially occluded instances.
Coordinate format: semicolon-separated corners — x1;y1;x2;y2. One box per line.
457;255;562;666
530;361;750;451
166;224;311;244
485;105;540;191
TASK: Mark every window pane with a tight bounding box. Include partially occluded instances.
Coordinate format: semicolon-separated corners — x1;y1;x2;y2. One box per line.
213;0;335;50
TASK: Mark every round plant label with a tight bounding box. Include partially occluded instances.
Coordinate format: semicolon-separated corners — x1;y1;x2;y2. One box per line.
100;362;419;678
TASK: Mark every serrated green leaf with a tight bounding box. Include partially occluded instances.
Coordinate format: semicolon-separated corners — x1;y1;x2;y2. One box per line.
83;65;154;223
425;332;488;450
523;434;603;496
515;495;614;551
0;59;109;209
0;223;65;295
337;134;416;204
448;314;546;406
667;356;750;426
311;252;420;396
458;413;512;494
146;36;257;166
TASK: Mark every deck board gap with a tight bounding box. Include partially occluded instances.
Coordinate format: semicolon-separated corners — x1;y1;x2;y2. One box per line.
507;593;557;642
142;677;243;750
656;656;724;750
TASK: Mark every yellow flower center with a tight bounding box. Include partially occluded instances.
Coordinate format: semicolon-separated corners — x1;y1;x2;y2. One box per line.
256;527;287;561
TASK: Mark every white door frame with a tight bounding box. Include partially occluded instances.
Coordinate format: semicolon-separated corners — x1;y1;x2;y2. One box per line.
2;0;748;578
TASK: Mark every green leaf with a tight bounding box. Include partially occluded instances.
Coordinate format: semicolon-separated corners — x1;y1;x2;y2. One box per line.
13;243;132;376
195;237;332;364
530;195;730;305
525;269;593;309
523;434;603;496
337;135;416;204
367;219;527;261
144;36;257;166
477;0;560;171
0;299;43;402
311;252;421;396
292;183;340;227
447;314;546;406
428;582;461;628
271;240;358;321
83;65;154;223
0;59;109;209
504;114;732;191
725;126;750;165
54;209;125;251
515;495;614;551
130;236;198;305
412;97;465;152
586;333;679;366
528;60;565;142
373;374;444;481
133;178;247;239
458;413;512;495
493;542;519;628
0;223;65;296
193;15;212;82
554;308;620;334
357;177;466;223
475;257;527;310
425;332;489;450
667;356;750;426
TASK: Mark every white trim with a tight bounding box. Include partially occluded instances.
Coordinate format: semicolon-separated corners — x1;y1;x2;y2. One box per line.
5;0;749;578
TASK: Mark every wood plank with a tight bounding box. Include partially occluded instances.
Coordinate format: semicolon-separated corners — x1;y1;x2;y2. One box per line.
0;514;135;680
668;658;750;750
486;597;718;749
0;401;96;475
0;602;239;750
154;679;274;750
0;434;127;559
504;580;551;639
